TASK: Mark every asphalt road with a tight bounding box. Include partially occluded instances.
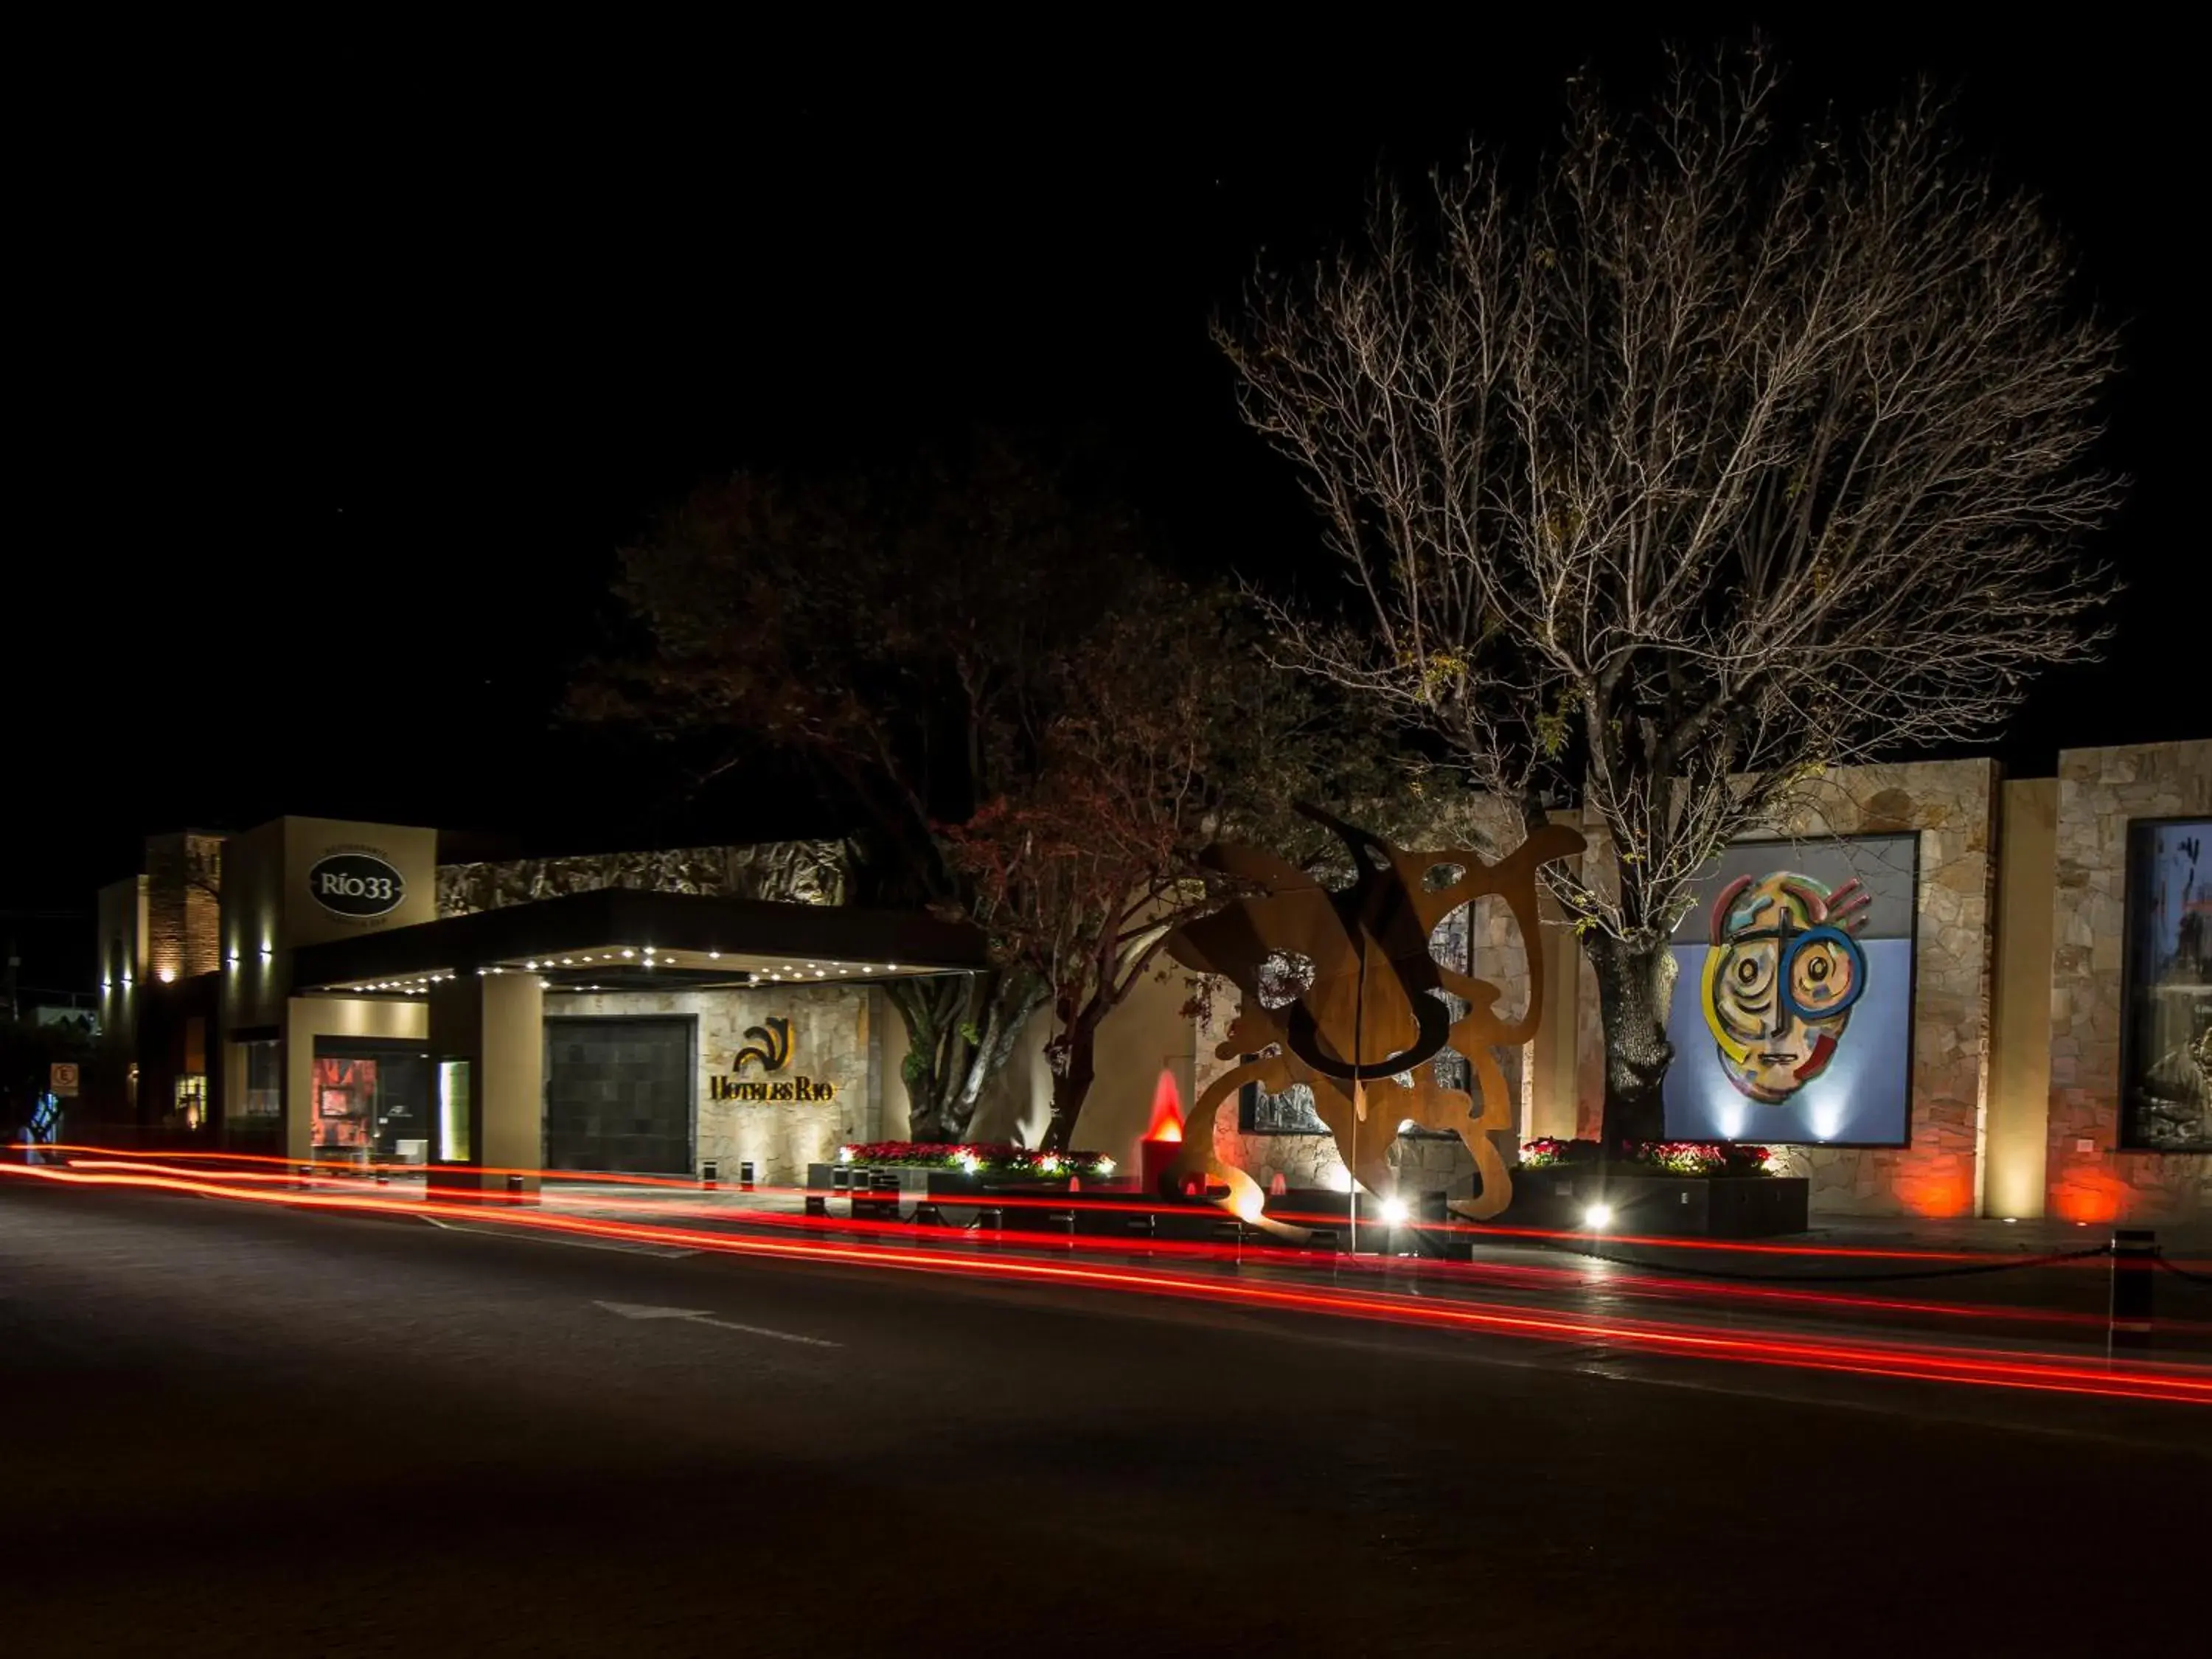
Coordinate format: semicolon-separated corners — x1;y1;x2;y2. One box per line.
2;1182;2205;1658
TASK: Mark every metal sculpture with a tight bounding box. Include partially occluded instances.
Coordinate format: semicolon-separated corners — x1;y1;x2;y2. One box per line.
1161;806;1582;1231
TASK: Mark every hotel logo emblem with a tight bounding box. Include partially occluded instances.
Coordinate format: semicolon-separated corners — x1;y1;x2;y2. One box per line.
709;1018;835;1102
307;850;408;920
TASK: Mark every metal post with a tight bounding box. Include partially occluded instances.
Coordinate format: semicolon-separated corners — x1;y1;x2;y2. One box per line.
1348;931;1365;1258
2110;1228;2157;1354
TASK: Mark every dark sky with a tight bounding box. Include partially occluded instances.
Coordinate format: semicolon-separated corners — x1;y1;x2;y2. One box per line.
6;19;2194;990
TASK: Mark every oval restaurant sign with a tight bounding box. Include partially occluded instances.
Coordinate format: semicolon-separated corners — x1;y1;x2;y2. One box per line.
308;851;408;919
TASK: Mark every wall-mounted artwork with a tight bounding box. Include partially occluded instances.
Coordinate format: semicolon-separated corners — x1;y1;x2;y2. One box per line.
2121;819;2212;1151
1662;832;1918;1147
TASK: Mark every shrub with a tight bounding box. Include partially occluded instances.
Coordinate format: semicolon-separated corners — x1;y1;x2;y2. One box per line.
836;1141;1116;1178
1518;1138;1773;1176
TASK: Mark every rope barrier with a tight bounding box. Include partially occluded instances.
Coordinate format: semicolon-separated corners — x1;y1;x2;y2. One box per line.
1520;1237;2115;1285
2152;1255;2212;1289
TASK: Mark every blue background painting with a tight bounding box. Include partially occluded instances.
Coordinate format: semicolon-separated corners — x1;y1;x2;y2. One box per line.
1663;937;1913;1145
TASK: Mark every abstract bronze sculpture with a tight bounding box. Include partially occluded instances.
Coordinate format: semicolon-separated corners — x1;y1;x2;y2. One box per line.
1161;807;1583;1231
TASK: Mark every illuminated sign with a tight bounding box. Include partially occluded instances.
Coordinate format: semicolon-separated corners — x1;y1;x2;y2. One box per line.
734;1018;791;1073
709;1074;837;1102
708;1016;835;1100
307;851;408;919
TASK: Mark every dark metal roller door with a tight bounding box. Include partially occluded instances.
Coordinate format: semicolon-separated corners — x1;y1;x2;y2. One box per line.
543;1018;695;1175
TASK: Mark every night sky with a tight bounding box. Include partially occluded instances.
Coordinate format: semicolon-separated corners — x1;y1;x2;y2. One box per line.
7;20;2193;992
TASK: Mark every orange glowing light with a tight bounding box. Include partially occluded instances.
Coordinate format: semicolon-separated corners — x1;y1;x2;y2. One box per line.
1145;1069;1184;1143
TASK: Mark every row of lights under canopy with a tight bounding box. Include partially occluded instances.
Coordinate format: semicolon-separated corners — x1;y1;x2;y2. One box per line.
504;950;900;979
338;952;910;995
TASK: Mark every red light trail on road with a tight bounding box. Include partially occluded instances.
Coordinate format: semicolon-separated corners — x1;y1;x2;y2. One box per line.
6;1156;2207;1408
24;1143;2141;1267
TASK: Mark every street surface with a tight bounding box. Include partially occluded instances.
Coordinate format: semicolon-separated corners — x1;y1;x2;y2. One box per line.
3;1179;2205;1658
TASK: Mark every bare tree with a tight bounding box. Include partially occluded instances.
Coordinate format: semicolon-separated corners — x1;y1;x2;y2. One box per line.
1217;49;2122;1147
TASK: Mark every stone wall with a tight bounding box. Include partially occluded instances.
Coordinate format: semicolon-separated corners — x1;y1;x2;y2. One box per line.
437;841;845;917
2046;741;2212;1223
556;982;877;1187
144;832;223;984
1557;760;2000;1217
1737;762;1997;1217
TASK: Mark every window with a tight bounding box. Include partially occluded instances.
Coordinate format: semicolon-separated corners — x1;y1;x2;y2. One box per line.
173;1075;207;1131
229;1039;281;1127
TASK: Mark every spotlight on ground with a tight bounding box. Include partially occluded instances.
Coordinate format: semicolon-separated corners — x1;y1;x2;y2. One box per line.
1380;1196;1411;1227
1582;1202;1613;1230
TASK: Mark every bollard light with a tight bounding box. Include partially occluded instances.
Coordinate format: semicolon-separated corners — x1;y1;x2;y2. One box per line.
2110;1228;2158;1352
702;1159;719;1190
1583;1201;1613;1230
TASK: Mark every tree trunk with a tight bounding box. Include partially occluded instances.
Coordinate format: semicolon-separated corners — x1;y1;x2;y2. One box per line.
1584;931;1676;1152
1042;1038;1096;1154
884;967;1046;1144
946;970;1049;1141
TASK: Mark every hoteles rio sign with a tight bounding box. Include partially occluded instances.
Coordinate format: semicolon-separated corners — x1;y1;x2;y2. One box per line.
708;1017;838;1102
307;849;408;920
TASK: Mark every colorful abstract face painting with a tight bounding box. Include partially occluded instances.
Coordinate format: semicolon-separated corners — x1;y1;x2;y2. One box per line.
1663;832;1916;1147
1701;871;1871;1103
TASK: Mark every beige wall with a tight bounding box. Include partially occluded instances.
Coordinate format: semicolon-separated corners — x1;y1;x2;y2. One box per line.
279;817;438;948
479;975;546;1180
94;875;147;1057
226;818;442;1152
964;1015;1052;1148
1525;888;1583;1143
1059;959;1199;1169
2047;741;2212;1223
1986;778;2057;1218
874;988;913;1141
220;819;289;1032
422;975;543;1186
282;995;430;1161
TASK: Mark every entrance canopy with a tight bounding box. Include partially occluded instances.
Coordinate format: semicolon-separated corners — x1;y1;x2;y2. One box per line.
290;888;988;999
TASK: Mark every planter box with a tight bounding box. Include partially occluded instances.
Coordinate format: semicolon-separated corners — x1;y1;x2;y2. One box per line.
1506;1169;1809;1239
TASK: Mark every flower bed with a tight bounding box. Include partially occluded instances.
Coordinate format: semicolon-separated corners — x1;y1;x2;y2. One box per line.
1520;1137;1773;1177
837;1141;1116;1179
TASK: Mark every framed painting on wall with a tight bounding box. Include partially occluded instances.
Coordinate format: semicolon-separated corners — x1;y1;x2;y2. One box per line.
1660;832;1919;1147
2120;818;2212;1151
